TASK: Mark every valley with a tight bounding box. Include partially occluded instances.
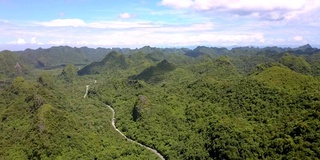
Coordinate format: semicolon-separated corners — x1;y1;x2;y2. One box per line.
0;45;319;159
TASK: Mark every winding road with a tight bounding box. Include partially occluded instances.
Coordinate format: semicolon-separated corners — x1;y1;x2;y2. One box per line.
105;104;165;160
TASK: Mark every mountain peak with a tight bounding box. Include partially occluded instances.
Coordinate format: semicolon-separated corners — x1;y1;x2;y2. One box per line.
156;59;176;71
131;60;176;83
298;44;312;50
77;51;128;75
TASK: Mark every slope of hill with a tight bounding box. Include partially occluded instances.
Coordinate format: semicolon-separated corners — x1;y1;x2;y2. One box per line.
0;50;32;84
0;76;160;159
279;53;312;74
77;51;129;75
306;53;320;75
127;51;154;73
131;59;176;83
253;65;317;92
185;55;240;81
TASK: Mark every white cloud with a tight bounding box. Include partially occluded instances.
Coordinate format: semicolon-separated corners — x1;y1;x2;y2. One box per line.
293;36;303;41
35;19;86;27
0;16;318;50
30;37;37;44
87;21;159;29
160;0;194;9
146;22;215;33
7;38;27;45
9;20;266;47
17;38;26;44
8;38;27;45
48;39;66;45
35;19;158;29
192;33;266;45
119;13;134;19
160;0;308;10
160;0;320;21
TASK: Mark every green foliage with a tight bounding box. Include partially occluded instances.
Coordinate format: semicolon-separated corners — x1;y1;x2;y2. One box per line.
232;54;276;74
38;72;56;89
127;51;153;73
306;53;320;76
185;46;229;58
1;45;320;160
94;50;320;159
60;64;78;82
254;65;318;93
132;60;176;83
78;51;129;75
0;76;160;159
132;95;150;121
188;55;240;80
0;50;33;83
279;53;312;74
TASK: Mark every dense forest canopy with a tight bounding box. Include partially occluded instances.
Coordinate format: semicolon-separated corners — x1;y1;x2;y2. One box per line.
0;44;319;159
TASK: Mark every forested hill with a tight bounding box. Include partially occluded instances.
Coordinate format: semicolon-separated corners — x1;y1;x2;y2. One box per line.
1;44;320;159
0;50;33;84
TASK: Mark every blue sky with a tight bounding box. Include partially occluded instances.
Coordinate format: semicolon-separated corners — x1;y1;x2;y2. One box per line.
1;0;320;51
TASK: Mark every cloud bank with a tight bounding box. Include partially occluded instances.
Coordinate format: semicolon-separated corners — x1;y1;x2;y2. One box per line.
0;0;320;50
160;0;320;21
35;19;86;27
1;17;310;50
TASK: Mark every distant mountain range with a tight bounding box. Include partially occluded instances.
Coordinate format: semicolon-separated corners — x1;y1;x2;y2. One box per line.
11;44;319;68
1;44;319;81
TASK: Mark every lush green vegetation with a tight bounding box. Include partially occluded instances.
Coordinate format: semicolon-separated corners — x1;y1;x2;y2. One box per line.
1;45;320;159
0;50;33;83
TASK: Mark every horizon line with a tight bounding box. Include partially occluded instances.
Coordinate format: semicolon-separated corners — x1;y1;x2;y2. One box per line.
1;43;319;52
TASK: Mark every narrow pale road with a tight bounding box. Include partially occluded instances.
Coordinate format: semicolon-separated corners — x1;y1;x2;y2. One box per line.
105;104;165;160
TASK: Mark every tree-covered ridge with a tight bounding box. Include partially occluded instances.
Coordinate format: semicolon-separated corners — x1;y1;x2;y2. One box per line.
0;50;33;84
131;60;176;83
96;65;320;159
0;74;161;159
90;45;319;159
77;51;129;75
254;65;317;92
1;44;320;159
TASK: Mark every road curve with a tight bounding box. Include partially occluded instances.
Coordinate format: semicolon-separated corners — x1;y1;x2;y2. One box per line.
105;104;165;160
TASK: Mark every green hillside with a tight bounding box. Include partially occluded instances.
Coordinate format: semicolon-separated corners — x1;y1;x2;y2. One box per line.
77;51;129;75
279;53;311;74
254;65;317;92
0;76;159;159
0;50;33;84
1;45;320;159
131;60;176;83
